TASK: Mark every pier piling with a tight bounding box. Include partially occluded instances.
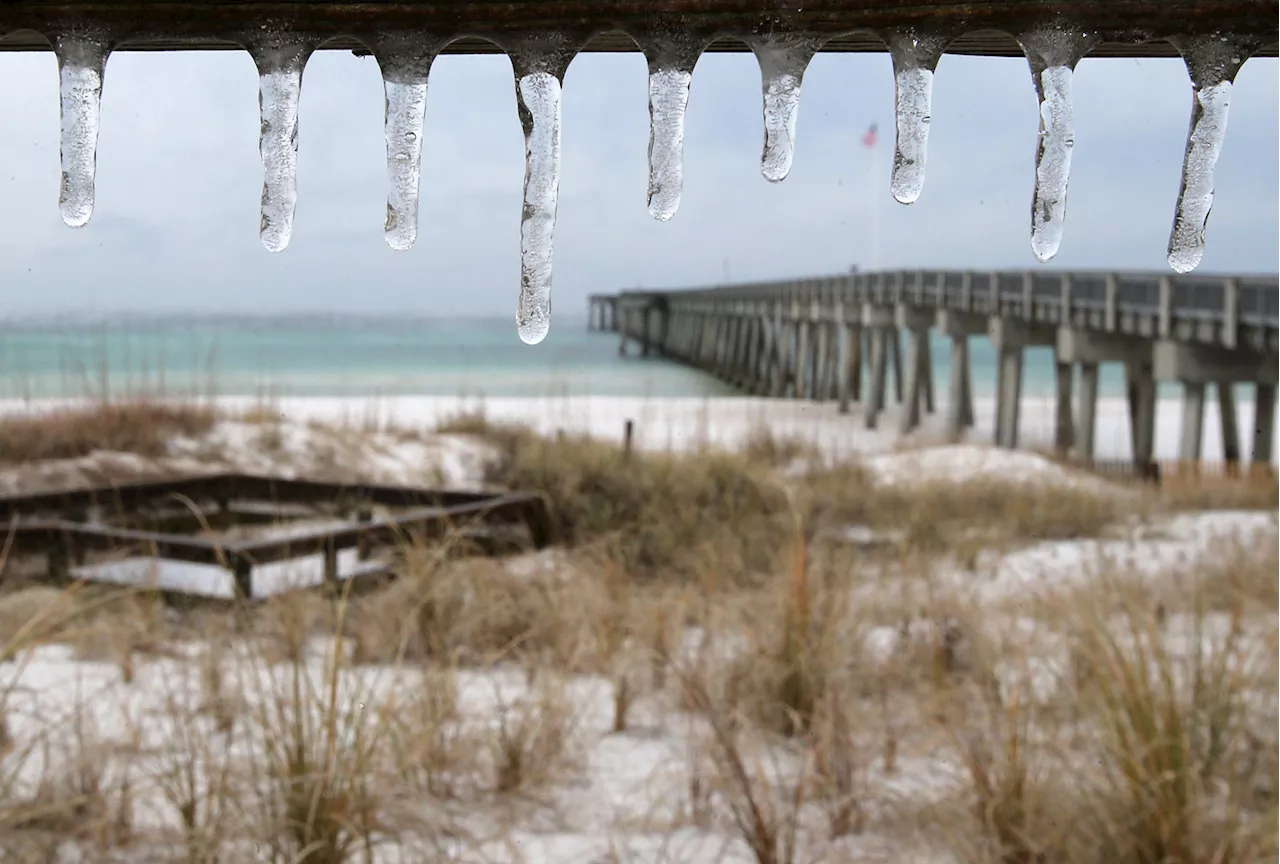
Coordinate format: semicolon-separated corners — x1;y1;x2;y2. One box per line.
598;269;1278;466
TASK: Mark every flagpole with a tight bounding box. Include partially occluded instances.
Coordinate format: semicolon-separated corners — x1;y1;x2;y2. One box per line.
869;140;881;271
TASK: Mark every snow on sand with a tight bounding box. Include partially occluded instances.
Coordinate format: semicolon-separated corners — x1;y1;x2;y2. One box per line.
3;391;1275;464
0;399;1274;862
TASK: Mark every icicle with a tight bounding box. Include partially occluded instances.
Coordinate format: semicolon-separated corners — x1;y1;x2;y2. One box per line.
253;44;310;253
1019;30;1098;263
638;30;708;221
1167;37;1248;274
646;65;693;221
751;40;817;183
1029;64;1074;262
514;65;564;345
54;35;110;228
382;68;430;251
887;32;947;205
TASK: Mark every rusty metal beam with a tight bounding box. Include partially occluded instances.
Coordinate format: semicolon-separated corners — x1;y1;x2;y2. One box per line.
0;2;1276;58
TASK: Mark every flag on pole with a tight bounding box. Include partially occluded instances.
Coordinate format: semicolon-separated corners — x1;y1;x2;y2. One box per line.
862;123;878;149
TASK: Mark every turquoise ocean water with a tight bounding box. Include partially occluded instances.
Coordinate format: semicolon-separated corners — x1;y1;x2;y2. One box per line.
0;316;1161;402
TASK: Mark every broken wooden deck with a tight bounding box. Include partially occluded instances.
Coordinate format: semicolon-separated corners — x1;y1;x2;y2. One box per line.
0;472;552;601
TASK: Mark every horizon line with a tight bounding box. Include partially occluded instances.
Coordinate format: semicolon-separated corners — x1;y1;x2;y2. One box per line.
0;311;593;326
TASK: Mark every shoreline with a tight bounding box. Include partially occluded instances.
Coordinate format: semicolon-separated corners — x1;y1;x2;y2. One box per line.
2;392;1274;465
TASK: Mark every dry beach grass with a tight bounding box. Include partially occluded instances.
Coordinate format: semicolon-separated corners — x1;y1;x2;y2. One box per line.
0;400;218;465
0;401;1275;862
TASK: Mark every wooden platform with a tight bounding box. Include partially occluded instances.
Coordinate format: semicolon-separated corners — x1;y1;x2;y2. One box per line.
0;472;552;601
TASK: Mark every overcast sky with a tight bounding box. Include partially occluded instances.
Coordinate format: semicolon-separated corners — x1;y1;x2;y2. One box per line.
0;46;1275;320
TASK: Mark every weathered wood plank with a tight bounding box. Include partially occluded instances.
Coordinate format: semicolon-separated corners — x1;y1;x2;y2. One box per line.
229;493;549;564
0;474;554;592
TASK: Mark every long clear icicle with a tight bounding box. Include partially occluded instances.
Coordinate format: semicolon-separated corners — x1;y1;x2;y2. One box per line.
888;33;947;205
1167;38;1246;274
1020;31;1096;263
383;71;430;250
515;69;563;345
255;46;309;253
55;36;110;228
647;66;693;221
1029;64;1074;261
1167;81;1231;273
751;41;817;183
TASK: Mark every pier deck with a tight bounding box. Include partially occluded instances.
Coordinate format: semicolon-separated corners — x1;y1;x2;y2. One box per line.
589;269;1279;469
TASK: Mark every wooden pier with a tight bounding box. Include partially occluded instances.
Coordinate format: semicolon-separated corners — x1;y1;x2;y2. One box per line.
588;269;1279;468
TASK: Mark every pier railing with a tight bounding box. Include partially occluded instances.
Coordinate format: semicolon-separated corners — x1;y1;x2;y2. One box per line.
588;268;1278;468
594;270;1278;351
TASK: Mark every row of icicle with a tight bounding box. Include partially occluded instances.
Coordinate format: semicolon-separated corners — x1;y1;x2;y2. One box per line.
49;30;1252;343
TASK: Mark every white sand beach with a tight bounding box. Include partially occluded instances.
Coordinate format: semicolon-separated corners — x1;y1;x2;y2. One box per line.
0;392;1275;863
3;390;1274;465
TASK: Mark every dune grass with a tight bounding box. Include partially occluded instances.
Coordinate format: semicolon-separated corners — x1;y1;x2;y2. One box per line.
0;400;217;465
434;410;1145;587
0;408;1274;862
